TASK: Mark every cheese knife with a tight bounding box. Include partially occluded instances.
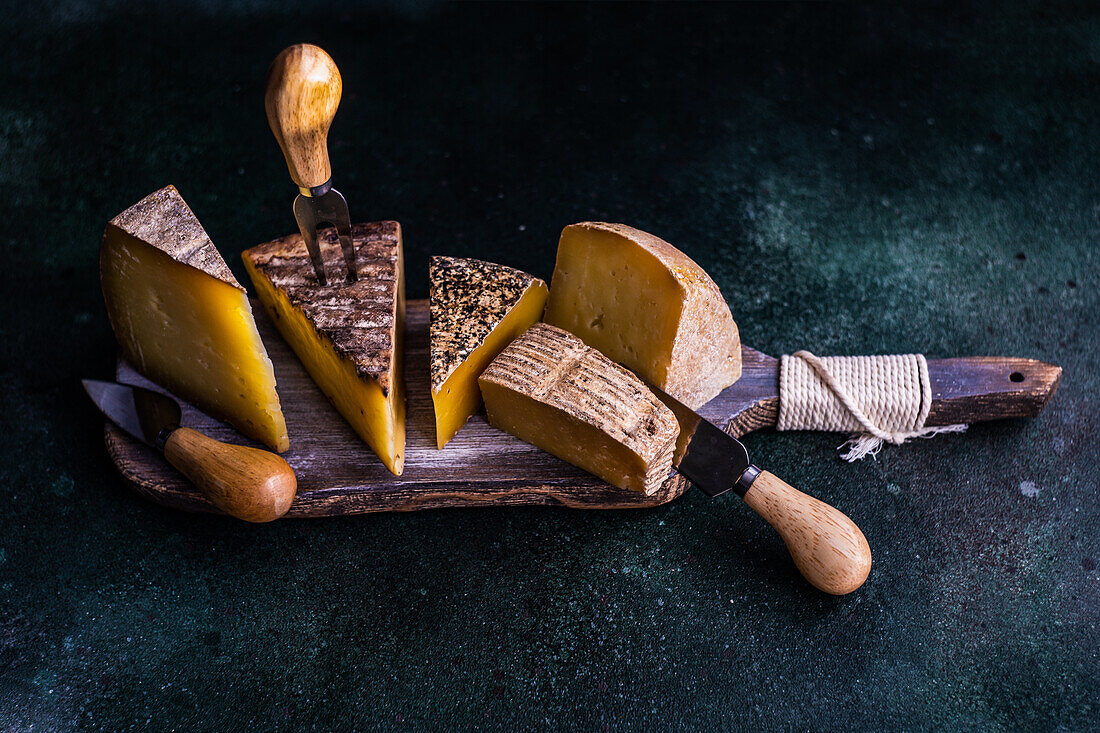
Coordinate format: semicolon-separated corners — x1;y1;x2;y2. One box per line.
265;43;357;286
645;380;872;595
82;380;297;523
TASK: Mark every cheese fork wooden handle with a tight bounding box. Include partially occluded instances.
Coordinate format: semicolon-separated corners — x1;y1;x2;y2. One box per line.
265;43;342;192
741;470;871;595
163;427;297;523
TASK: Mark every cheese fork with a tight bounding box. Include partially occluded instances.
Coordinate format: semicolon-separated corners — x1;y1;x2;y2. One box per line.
265;43;357;286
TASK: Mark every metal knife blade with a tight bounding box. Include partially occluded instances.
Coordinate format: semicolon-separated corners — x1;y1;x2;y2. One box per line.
643;378;871;594
81;380;181;450
643;380;758;498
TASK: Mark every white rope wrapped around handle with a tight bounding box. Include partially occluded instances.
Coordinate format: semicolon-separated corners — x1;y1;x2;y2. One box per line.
778;351;967;461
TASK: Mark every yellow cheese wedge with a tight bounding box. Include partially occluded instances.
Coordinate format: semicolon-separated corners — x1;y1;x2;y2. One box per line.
429;256;548;449
479;323;679;494
100;185;289;451
544;222;741;409
243;223;405;475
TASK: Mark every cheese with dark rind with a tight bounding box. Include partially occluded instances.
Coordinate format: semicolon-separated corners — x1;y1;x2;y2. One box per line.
478;323;678;494
544;222;741;409
100;185;289;451
429;256;548;448
243;222;406;475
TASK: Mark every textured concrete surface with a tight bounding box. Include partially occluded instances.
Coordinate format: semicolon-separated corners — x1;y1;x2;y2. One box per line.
1;2;1097;729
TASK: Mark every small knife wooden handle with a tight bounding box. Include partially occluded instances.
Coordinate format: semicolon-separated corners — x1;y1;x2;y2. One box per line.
742;470;871;594
163;427;297;523
265;43;342;191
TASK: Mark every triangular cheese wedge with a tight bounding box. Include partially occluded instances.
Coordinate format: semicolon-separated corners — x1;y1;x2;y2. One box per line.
243;223;405;475
429;256;548;449
100;185;289;452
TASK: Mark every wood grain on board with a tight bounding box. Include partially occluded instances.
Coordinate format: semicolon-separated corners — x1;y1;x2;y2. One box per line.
105;300;1062;518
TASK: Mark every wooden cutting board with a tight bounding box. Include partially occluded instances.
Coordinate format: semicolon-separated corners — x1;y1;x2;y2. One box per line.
105;299;1062;518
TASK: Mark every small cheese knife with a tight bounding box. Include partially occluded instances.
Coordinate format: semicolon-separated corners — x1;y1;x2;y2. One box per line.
82;380;297;523
645;380;872;595
265;43;357;286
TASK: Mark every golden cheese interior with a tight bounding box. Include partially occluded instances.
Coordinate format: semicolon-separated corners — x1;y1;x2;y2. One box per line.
243;224;405;475
246;271;405;473
546;225;681;383
544;222;741;409
429;255;549;449
100;190;288;452
432;286;546;448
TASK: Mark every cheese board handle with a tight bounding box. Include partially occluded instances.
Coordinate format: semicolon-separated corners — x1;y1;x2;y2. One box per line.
741;470;871;594
265;43;342;192
163;427;297;523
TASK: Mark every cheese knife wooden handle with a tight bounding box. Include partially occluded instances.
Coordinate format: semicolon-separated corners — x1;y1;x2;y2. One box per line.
265;43;342;192
740;469;872;595
163;427;297;523
649;377;872;594
83;380;298;523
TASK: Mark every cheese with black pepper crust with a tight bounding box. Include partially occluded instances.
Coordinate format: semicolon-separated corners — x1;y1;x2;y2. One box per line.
479;323;678;494
243;222;405;474
429;256;547;448
100;185;289;451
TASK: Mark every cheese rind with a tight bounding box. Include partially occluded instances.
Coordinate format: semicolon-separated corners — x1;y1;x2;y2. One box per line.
544;222;741;409
100;185;289;451
429;256;548;448
243;222;406;475
478;323;678;494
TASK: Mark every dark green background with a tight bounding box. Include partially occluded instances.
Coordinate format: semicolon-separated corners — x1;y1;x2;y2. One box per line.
2;1;1097;729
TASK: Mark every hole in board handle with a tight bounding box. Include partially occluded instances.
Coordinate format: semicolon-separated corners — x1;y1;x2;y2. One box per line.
1009;372;1025;383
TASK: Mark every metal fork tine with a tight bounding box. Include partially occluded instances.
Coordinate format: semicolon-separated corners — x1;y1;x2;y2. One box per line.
300;225;327;286
317;188;357;283
292;196;328;285
334;218;357;283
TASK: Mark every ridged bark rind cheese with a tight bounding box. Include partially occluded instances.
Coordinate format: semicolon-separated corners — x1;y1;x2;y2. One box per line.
243;222;406;475
544;222;741;409
429;256;548;448
478;323;678;494
100;185;289;452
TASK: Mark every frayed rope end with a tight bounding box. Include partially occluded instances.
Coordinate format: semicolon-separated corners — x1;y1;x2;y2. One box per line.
837;424;969;462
